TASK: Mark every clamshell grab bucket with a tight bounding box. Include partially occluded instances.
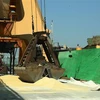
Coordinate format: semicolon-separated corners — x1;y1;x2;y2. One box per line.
14;65;64;83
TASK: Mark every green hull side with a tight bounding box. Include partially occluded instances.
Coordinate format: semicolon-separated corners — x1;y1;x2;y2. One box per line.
58;48;100;84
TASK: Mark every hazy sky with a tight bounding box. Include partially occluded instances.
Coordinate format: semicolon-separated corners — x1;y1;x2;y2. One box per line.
38;0;100;47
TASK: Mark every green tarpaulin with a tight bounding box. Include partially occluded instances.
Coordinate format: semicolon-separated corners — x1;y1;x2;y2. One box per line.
58;48;100;84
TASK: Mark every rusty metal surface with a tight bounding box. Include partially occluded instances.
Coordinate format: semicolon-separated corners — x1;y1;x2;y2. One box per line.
14;64;45;83
14;62;65;83
15;32;65;83
50;68;65;79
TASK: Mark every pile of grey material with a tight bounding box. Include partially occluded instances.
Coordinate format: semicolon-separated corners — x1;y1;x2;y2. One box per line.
87;36;100;46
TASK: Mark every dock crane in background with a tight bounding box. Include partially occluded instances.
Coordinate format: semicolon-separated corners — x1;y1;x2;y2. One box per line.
0;0;64;82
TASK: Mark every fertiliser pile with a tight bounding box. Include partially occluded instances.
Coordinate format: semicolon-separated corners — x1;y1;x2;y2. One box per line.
0;75;90;92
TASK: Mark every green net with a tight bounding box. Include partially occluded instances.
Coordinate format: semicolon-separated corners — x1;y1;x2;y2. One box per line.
58;48;100;84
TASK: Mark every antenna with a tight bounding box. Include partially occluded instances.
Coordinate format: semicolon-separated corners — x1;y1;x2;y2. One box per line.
51;20;54;44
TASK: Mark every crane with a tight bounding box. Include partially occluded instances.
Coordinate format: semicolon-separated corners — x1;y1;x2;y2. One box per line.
0;0;64;82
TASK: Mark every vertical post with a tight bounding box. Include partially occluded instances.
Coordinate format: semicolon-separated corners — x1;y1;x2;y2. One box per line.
9;52;12;74
12;49;15;74
44;17;47;32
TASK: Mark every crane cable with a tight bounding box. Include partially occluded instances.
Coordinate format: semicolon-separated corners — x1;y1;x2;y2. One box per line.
31;0;34;33
40;0;44;31
44;0;47;32
35;0;38;31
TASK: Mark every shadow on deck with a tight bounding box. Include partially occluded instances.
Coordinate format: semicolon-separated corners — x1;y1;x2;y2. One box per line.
0;81;24;100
